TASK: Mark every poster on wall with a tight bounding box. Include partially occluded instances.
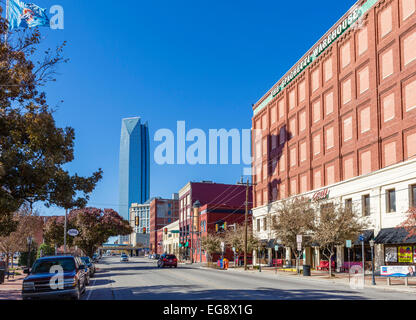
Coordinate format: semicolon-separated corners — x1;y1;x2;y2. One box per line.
381;265;416;277
398;246;413;263
414;248;416;263
385;247;397;263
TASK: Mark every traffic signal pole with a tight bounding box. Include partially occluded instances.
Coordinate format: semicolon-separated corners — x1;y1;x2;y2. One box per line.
244;180;249;271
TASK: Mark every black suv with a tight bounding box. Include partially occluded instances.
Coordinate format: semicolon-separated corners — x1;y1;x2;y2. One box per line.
22;255;88;300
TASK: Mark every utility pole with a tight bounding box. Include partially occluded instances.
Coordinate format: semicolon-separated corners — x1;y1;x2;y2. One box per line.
64;208;67;254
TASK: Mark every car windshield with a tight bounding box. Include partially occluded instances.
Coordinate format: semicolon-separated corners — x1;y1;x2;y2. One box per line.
81;257;90;263
31;258;76;274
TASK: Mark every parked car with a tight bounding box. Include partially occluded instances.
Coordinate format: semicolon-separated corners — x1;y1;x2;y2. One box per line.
153;254;160;260
120;254;129;262
157;254;178;268
80;256;95;277
148;254;154;259
21;255;88;300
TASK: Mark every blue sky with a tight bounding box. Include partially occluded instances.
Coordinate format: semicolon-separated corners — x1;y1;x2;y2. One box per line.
11;0;357;217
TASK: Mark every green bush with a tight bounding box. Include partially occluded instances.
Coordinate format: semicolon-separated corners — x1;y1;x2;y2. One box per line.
18;250;37;267
37;243;55;258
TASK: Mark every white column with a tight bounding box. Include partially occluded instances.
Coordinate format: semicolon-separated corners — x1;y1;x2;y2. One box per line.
336;246;344;272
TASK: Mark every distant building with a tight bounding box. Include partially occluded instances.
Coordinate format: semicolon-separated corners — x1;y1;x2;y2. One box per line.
149;194;179;254
129;200;151;248
178;181;252;261
118;117;150;244
162;220;180;256
118;117;150;221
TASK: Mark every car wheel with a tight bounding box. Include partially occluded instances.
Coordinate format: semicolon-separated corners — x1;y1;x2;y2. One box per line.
174;265;177;268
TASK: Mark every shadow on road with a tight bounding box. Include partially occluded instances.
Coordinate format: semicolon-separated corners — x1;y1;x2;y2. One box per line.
109;284;368;300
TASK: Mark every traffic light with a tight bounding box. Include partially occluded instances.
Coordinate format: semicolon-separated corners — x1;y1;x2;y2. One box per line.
223;222;227;230
164;228;168;235
142;227;146;234
135;216;139;226
215;224;218;232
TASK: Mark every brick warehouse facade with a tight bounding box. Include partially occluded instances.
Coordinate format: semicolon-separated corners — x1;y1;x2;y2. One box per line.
149;196;179;254
251;0;416;270
252;0;416;205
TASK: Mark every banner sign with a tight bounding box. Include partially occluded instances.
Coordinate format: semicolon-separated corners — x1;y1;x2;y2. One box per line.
381;265;416;277
346;240;352;248
312;188;330;201
398;246;413;263
253;0;378;116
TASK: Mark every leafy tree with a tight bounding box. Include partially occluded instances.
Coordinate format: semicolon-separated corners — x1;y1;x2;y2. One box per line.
223;223;259;255
312;201;368;277
271;196;316;272
0;7;103;236
43;215;74;248
37;243;55;258
200;232;222;265
398;207;416;238
68;208;132;257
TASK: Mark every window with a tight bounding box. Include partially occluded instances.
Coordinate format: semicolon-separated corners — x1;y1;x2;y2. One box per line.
358;66;369;94
404;78;416;112
345;198;353;210
381;48;394;80
312;68;320;92
342;78;352;104
299;81;306;103
402;0;416;21
403;29;416;67
362;194;370;216
358;26;368;56
341;41;351;69
387;189;396;213
257;219;261;232
313;100;321;123
360;107;371;133
324;58;333;82
343;116;353;142
263;217;267;231
382;92;395;122
380;5;393;38
411;184;416;208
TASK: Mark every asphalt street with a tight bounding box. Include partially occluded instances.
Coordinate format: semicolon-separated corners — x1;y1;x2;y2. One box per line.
83;256;416;300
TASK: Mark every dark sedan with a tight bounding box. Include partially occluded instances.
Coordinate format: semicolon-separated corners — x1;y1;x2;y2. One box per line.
22;255;87;300
157;254;178;268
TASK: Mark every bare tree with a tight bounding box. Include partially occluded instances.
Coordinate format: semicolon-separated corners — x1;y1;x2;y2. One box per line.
223;223;260;256
312;201;368;277
271;196;316;272
200;232;222;266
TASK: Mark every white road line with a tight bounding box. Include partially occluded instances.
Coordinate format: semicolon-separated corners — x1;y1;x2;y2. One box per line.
86;275;97;300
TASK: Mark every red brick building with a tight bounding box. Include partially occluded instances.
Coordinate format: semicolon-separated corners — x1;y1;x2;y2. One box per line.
252;0;416;206
149;196;179;254
178;181;252;261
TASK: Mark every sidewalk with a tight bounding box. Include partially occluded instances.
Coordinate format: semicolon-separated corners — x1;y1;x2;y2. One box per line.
0;274;24;300
197;264;416;294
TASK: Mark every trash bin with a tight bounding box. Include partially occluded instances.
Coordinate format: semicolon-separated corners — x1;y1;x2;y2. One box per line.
303;265;311;276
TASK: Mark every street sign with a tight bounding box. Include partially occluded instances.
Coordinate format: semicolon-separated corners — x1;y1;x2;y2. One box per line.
297;242;302;251
274;245;279;251
296;235;302;243
67;229;79;237
359;234;364;242
346;240;352;248
171;230;180;234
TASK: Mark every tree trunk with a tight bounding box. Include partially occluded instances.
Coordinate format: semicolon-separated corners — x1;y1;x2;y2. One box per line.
329;253;333;277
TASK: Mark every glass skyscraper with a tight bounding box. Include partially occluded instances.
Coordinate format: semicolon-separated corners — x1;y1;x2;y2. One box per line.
118;117;150;226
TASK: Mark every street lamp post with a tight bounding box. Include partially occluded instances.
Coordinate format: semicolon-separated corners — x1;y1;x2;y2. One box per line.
369;239;376;286
26;236;33;269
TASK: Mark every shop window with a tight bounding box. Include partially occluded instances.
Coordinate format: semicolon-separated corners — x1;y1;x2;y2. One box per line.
358;26;368;56
404;78;416;112
345;198;353;210
298;80;306;103
381;48;394;80
384;141;397;167
410;184;416;208
402;0;416;21
403;29;416;66
380;5;393;38
362;194;370;216
387;189;396;213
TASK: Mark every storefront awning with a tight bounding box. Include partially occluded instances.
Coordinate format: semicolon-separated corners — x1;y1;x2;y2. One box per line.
353;230;374;245
260;239;278;248
374;227;416;244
